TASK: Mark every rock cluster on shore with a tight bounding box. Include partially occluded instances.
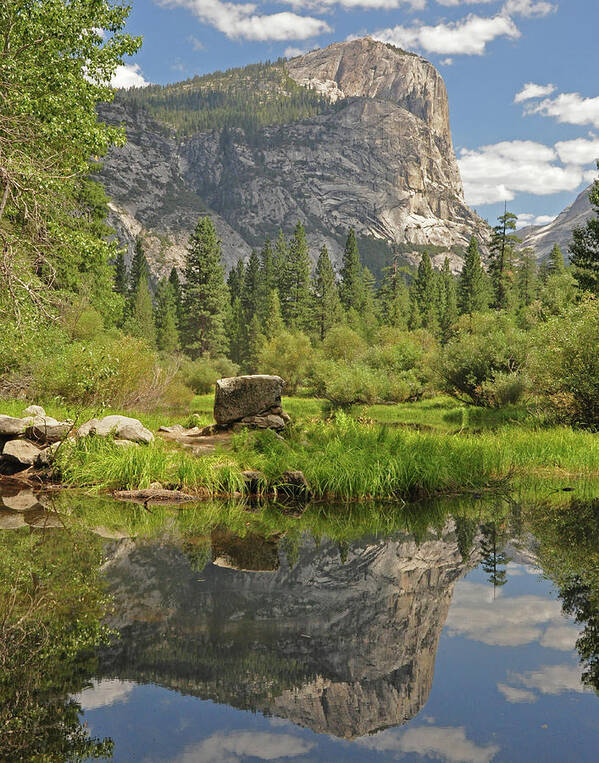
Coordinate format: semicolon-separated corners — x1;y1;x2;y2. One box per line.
0;407;153;474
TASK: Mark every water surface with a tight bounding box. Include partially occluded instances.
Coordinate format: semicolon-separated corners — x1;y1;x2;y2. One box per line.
2;488;599;761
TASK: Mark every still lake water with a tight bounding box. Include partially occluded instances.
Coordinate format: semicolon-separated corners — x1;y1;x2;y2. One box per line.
2;488;599;761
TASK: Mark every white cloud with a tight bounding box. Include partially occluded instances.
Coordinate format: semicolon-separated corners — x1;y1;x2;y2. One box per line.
372;14;520;56
359;725;500;763
286;0;425;9
540;624;581;651
526;91;599;129
555;137;599;166
175;731;314;762
584;168;599;184
513;663;588;695
497;683;537;703
188;34;205;50
515;213;556;229
284;45;307;57
502;0;557;17
111;63;151;89
158;0;331;41
73;679;136;711
459;140;586;205
514;82;556;103
440;57;454;65
446;581;576;647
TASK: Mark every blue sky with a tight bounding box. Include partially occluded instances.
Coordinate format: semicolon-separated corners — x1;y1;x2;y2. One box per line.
113;0;599;227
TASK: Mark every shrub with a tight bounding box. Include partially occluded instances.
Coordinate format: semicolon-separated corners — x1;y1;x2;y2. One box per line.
30;333;182;409
438;314;529;407
528;298;599;429
258;330;312;394
321;325;367;362
181;356;239;394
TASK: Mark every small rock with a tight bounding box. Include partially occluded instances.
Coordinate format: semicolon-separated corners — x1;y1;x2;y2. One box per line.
1;439;42;466
158;424;185;433
281;412;291;424
278;470;311;498
241;470;266;494
22;405;46;418
148;481;163;490
114;439;140;448
269;406;283;415
1;490;40;512
26;422;71;444
92;526;130;540
77;415;154;444
0;416;27;437
0;511;28;530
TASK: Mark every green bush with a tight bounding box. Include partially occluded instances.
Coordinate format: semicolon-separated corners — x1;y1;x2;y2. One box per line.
30;333;181;408
529;298;599;429
181;356;239;394
258;330;312;394
438;314;529;407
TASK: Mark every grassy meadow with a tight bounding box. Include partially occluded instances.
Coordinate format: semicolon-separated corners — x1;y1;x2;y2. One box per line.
3;394;597;501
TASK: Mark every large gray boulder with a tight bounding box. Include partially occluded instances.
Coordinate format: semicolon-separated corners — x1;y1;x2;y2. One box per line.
23;405;46;418
0;416;27;436
214;375;285;425
1;439;42;466
77;415;154;444
26;422;71;444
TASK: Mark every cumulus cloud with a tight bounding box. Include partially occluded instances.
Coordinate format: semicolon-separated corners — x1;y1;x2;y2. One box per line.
284;45;307;57
286;0;425;9
554;136;599;165
511;663;588;695
371;14;520;56
175;731;314;762
73;679;136;711
445;581;576;646
158;0;330;41
515;213;556;229
502;0;557;17
540;624;581;651
110;64;150;89
497;683;537;703
514;82;556;103
525;92;599;129
458;140;586;205
359;725;500;763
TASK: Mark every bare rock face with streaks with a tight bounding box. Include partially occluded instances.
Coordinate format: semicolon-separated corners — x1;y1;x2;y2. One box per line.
99;37;487;277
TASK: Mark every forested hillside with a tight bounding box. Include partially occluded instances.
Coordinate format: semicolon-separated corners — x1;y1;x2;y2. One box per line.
117;60;335;138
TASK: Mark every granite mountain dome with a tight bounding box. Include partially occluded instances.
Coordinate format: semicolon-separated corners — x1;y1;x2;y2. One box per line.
100;37;488;281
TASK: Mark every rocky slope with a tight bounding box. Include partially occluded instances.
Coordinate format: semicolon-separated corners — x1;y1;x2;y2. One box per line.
520;184;594;261
98;523;477;738
99;37;488;277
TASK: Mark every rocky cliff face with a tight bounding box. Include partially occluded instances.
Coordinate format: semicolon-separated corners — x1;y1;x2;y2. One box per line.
98;523;477;738
99;37;487;276
520;184;594;261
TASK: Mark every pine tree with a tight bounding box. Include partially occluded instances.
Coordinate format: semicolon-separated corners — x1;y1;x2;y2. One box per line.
242;249;261;322
407;285;422;330
168;267;183;327
280;221;311;328
570;177;599;294
246;313;266;373
339;228;366;312
439;257;458;342
263;290;285;340
227;259;245;303
547;243;566;276
378;253;409;327
182;216;229;358
258;238;277;303
516;249;538;309
489;210;520;309
154;278;179;353
312;245;342;340
129;235;150;297
273;229;288;296
114;250;128;296
228;296;246;366
124;278;156;346
413;252;439;331
458;236;488;314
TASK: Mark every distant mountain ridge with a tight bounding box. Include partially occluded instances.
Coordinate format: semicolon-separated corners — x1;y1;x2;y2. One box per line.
520;184;595;261
99;37;489;281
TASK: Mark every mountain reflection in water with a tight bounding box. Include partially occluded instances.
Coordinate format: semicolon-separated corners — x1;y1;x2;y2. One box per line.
100;523;477;738
3;489;599;762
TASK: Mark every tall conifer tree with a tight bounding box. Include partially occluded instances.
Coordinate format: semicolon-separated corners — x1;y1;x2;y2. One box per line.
124;278;156;346
129;236;150;298
114;250;128;296
280;221;311;328
263;290;284;340
517;249;538;309
168;267;183;327
489;210;520;309
312;245;342;340
242;249;261;322
439;257;458;342
413;252;439;330
458;236;488;314
182;216;229;358
154;278;179;353
339;228;366;312
569;175;599;294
